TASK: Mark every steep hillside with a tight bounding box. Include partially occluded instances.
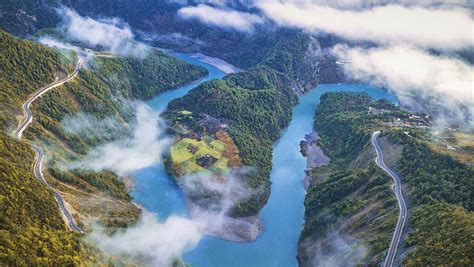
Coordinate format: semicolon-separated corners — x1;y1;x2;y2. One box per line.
0;133;100;265
0;30;75;132
0;30;207;264
0;0;59;36
298;92;474;266
0;30;94;264
0;0;343;84
165;31;325;219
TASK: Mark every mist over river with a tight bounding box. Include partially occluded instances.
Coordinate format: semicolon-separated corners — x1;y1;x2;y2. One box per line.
131;52;397;266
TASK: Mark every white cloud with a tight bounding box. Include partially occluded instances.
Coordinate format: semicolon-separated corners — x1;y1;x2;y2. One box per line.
311;232;368;267
76;103;171;176
170;0;254;7
178;4;264;32
89;212;202;266
269;0;472;9
256;1;474;50
88;169;258;264
178;167;262;241
57;7;148;57
61;112;130;140
332;44;474;124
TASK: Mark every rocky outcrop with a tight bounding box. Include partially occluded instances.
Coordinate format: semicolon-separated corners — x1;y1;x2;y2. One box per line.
300;131;331;190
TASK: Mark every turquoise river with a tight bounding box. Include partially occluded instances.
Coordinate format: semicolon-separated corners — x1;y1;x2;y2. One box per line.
131;52;398;267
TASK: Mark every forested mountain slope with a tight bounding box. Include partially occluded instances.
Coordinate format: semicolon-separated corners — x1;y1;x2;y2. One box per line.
165;30;326;218
0;0;344;81
0;30;75;132
0;29;95;265
298;92;474;266
0;30;207;264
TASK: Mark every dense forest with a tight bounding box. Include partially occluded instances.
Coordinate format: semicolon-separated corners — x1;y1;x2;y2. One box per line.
26;41;206;226
166;31;324;217
0;29;207;264
315;92;400;165
387;131;474;265
0;0;343;80
28;49;206;154
299;92;474;266
0;30;75;132
0;130;100;265
0;29;96;265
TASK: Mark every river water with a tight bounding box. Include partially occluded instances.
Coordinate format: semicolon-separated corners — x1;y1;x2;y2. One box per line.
131;53;397;267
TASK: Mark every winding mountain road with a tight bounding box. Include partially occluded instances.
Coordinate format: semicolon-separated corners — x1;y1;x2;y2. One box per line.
14;59;83;233
372;131;407;267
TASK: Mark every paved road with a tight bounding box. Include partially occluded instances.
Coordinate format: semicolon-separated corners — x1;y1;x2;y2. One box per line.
372;131;407;267
14;59;82;139
14;59;83;233
31;145;82;232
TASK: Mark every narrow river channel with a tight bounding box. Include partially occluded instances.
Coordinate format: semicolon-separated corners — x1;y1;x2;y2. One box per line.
131;53;398;267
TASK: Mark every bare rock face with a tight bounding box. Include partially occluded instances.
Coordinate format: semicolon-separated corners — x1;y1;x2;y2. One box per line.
300;131;331;189
300;140;309;157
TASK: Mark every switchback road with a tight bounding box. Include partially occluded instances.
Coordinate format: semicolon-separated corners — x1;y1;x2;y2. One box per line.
14;59;83;233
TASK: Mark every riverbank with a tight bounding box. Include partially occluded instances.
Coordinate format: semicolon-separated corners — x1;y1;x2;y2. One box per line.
297;85;400;266
299;131;331;190
158;53;260;242
189;53;241;74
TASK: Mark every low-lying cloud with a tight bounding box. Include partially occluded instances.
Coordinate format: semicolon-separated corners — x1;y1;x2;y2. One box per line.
268;0;473;9
57;7;148;57
89;168;256;264
89;212;202;266
311;232;368;267
178;4;264;32
178;167;261;241
75;103;171;176
38;36;98;64
257;1;473;50
332;44;474;127
62;112;130;141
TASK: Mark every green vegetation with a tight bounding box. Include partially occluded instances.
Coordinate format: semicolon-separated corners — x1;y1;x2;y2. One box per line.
89;51;208;100
0;30;94;264
0;0;60;36
0;133;99;265
315;92;401;165
299;167;397;265
166;31;320;217
299;91;474;266
298;93;402;263
26;48;206;226
0;30;208;264
0;30;74;132
167;71;297;216
28;49;207;154
169;131;241;176
386;131;474;265
404;202;473;266
389;131;473;211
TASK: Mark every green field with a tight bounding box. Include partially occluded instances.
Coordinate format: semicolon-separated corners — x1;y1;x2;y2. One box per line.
170;137;231;175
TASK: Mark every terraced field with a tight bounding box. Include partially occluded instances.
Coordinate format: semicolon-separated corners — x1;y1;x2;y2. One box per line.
169;131;241;176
